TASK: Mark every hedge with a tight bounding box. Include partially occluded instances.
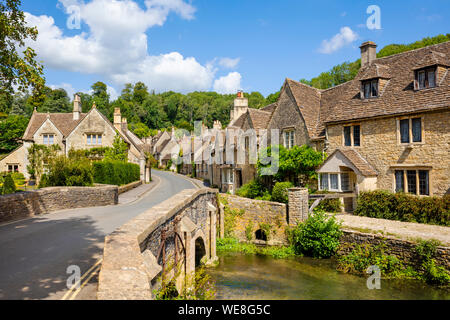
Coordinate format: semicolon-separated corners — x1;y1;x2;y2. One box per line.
355;190;450;226
39;157;94;188
93;160;140;186
271;181;294;204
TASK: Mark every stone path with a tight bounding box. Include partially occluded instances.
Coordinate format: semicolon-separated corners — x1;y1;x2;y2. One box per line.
335;214;450;246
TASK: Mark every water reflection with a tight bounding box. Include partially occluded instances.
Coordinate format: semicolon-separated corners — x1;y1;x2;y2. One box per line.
207;253;450;300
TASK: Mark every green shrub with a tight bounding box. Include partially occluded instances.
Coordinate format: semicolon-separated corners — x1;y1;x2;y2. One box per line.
271;181;294;204
415;240;450;285
254;191;272;201
355;191;449;226
291;210;342;258
93;160;140;186
337;244;406;277
42;156;94;187
236;179;265;199
1;174;16;194
310;190;342;213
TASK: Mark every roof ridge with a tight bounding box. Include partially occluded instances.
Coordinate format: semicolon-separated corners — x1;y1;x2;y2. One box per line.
373;40;450;62
286;78;322;94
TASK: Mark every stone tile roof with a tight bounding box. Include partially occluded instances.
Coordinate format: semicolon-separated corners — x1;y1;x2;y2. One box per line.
23;112;87;140
320;148;378;177
322;41;450;124
247;108;272;130
260;102;277;114
285;78;322;138
357;63;391;81
413;49;450;70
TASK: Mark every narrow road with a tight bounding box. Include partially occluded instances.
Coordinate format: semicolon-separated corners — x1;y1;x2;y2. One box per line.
0;170;196;300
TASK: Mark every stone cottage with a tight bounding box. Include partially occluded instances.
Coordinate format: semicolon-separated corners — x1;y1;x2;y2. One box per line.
316;41;450;210
0;95;150;182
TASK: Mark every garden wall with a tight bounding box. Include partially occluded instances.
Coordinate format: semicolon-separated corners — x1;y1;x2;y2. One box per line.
0;185;118;223
221;194;288;244
118;180;143;195
339;230;450;271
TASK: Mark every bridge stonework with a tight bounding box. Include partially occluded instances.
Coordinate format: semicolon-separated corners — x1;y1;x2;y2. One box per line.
97;188;219;300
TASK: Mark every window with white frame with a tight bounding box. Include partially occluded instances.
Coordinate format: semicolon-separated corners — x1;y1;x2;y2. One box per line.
319;172;352;192
43;134;55;145
283;130;295;149
222;169;234;184
87;134;102;146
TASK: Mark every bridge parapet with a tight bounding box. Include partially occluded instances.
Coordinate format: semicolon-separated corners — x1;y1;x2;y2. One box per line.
97;188;219;300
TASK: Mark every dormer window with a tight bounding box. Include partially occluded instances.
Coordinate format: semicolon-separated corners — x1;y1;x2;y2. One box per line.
362;79;378;99
415;67;436;90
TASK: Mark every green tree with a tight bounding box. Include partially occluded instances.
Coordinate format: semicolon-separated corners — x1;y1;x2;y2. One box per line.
128;122;151;138
26;144;60;182
0;114;29;154
0;0;45;98
91;81;110;117
39;87;71;113
257;145;324;186
104;135;128;162
1;174;16;194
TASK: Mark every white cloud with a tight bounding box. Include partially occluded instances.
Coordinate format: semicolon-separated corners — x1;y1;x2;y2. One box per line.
217;57;240;69
49;83;77;98
23;0;227;93
318;27;358;54
213;72;241;94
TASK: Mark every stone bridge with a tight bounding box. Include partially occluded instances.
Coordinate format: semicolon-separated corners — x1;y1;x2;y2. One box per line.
97;188;221;300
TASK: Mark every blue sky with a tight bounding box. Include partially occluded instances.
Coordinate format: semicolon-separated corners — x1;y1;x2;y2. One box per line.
20;0;450;99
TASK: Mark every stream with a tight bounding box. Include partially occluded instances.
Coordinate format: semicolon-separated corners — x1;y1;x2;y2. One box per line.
207;253;450;300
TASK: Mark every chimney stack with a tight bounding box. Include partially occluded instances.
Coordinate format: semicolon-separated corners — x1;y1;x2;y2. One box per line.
114;108;122;130
121;118;128;132
73;94;81;121
360;41;377;68
230;90;248;125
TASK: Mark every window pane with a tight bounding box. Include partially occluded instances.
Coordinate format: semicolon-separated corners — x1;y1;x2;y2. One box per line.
321;174;329;190
371;80;378;97
353;125;361;146
412;118;422;142
330;174;338;190
98;135;102;145
44;135;48;145
400;119;410;143
49;135;54;145
428;70;436;88
418;71;426;89
14;165;18;172
284;132;289;148
395;170;404;193
364;83;370;98
341;173;350;191
87;135;91;145
290;132;294;148
419;170;429;196
344;127;351;146
407;170;417;195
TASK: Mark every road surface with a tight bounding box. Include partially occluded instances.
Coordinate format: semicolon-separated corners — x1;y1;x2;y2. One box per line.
0;170;196;300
